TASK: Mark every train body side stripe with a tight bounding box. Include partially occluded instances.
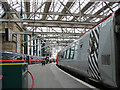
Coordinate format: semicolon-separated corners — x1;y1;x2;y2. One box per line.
88;27;101;81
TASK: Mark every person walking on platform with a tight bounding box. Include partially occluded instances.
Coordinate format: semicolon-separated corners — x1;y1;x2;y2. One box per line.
41;60;45;66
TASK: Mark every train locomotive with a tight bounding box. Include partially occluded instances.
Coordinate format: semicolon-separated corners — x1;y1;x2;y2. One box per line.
56;8;120;88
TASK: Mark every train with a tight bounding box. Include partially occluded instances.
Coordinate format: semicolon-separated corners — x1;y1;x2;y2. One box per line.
0;50;26;63
56;8;120;88
0;50;44;64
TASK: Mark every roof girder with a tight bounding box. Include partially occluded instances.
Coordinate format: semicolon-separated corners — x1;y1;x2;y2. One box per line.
42;1;52;20
85;2;115;22
57;0;74;20
71;2;94;21
24;2;30;18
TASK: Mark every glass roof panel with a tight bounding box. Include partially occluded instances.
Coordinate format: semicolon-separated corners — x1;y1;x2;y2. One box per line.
7;0;25;11
70;2;79;13
0;4;5;18
80;0;90;10
54;2;64;12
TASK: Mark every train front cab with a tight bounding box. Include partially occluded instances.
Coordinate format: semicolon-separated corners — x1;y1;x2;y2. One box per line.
114;8;120;89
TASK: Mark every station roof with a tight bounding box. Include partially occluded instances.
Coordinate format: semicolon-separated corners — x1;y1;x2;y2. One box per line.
0;0;120;54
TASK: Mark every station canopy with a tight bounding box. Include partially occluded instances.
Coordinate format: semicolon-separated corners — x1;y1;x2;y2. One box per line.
1;0;120;54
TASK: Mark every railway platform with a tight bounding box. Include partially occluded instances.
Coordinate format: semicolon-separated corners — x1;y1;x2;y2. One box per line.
28;63;97;89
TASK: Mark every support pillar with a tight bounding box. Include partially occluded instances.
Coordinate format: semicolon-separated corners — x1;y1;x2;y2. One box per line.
33;40;35;55
36;39;38;56
39;39;41;56
29;35;32;55
41;43;45;57
24;35;28;54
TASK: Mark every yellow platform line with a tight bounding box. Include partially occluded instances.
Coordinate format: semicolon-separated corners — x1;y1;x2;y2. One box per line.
0;63;28;65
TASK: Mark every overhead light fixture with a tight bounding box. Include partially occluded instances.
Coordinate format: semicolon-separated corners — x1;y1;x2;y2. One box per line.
23;22;28;24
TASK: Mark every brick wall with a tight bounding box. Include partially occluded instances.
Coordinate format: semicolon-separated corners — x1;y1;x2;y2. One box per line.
1;15;24;54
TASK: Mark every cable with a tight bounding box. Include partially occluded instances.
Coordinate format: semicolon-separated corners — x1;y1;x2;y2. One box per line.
23;70;34;90
27;71;34;90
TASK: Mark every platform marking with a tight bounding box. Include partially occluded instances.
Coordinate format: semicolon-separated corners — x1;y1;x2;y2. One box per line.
55;65;99;90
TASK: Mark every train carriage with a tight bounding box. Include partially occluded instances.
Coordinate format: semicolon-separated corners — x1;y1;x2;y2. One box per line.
0;50;42;64
56;8;120;88
0;50;26;63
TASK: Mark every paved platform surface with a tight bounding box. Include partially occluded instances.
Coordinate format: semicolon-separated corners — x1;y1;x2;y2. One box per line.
28;63;94;89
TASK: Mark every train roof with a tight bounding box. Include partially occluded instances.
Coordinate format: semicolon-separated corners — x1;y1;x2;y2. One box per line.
0;50;25;56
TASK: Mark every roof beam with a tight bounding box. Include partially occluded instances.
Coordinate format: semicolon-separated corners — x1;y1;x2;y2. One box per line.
2;2;11;11
36;43;69;47
6;11;106;18
43;36;78;39
57;0;74;20
24;2;30;18
24;23;92;28
41;1;52;20
71;2;94;21
12;31;83;36
84;2;115;22
0;19;95;24
45;40;73;43
1;19;95;28
28;2;45;19
2;2;19;17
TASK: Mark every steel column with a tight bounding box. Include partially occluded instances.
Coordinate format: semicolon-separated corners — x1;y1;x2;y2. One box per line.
24;35;28;54
36;39;38;56
33;40;35;55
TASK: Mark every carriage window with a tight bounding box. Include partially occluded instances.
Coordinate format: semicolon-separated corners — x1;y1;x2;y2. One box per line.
6;56;10;60
17;56;22;60
65;50;67;59
69;48;71;59
67;49;70;59
75;42;79;51
63;51;66;59
70;46;75;59
2;55;7;60
61;53;63;58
